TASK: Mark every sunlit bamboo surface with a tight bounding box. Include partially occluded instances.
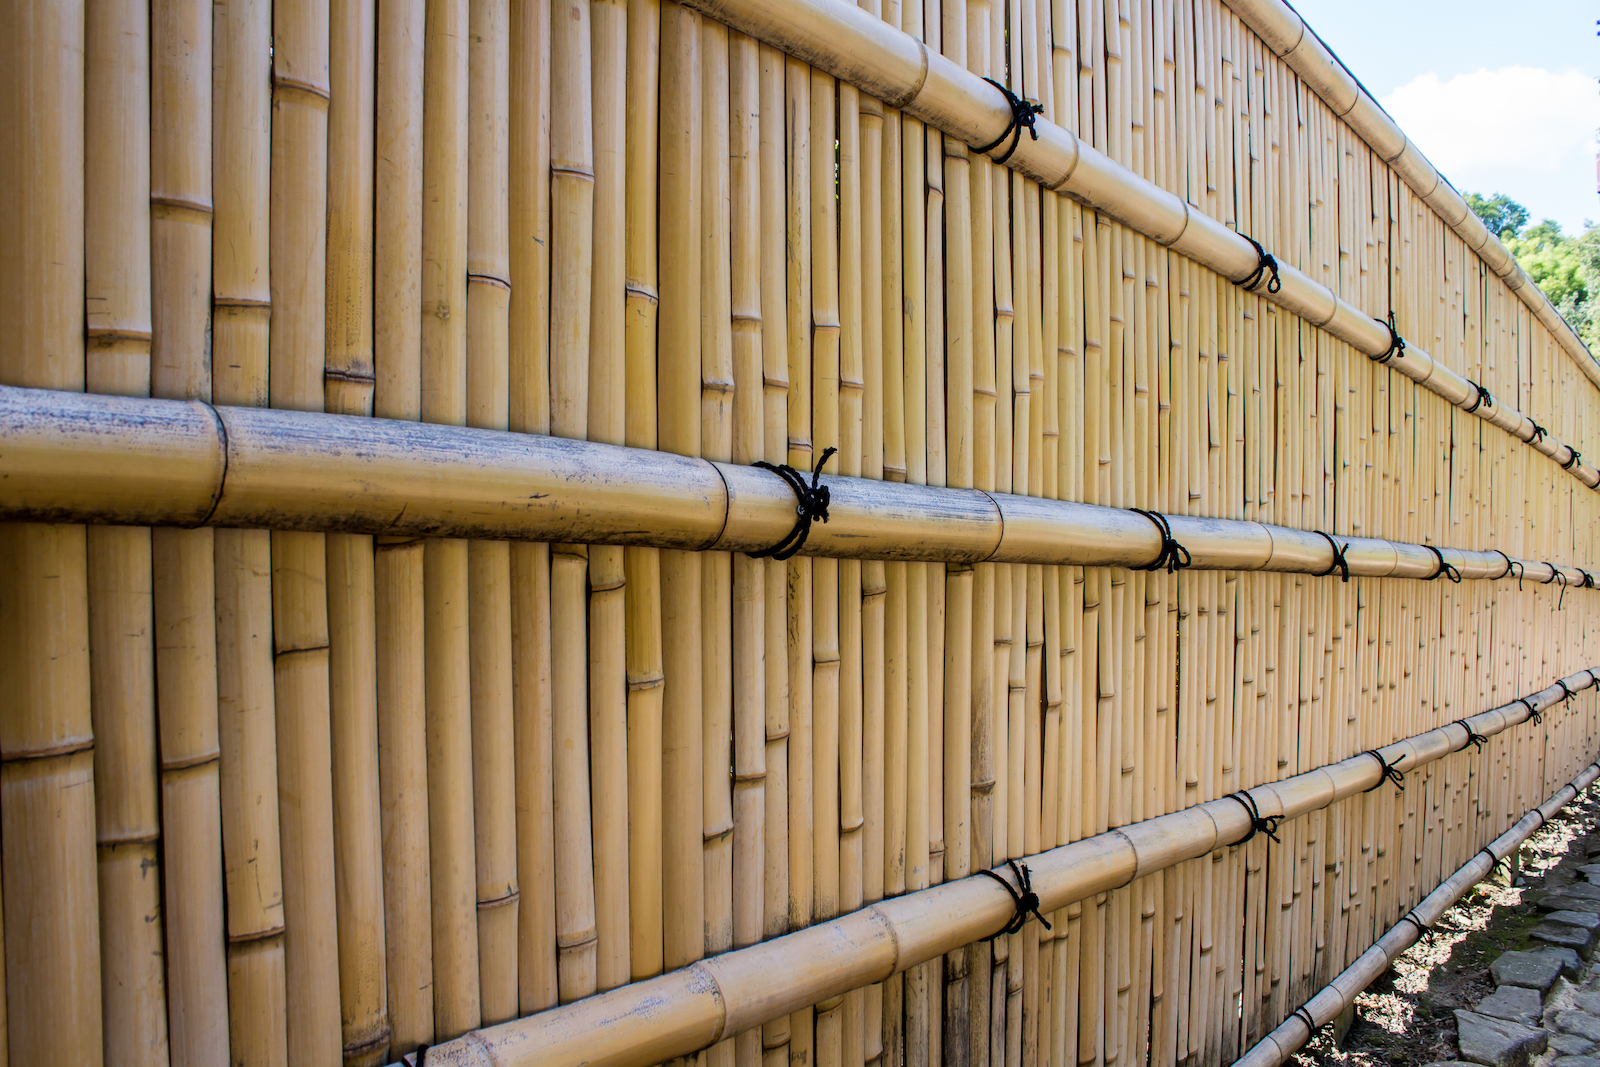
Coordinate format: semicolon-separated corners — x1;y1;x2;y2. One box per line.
2;1;1600;1067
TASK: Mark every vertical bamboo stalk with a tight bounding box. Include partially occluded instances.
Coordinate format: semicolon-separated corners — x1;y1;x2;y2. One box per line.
373;0;431;1054
420;0;481;1041
324;3;388;1062
0;69;83;972
623;0;665;993
509;0;557;1018
549;0;600;1006
213;0;287;1060
730;33;768;1067
660;0;706;983
150;2;229;1062
465;0;520;1027
590;0;634;1000
268;2;343;1062
700;34;735;1067
86;3;166;1062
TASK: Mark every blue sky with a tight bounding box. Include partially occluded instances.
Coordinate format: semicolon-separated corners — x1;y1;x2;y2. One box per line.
1288;0;1600;235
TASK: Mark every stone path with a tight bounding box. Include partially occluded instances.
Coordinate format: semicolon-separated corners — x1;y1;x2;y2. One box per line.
1423;831;1600;1067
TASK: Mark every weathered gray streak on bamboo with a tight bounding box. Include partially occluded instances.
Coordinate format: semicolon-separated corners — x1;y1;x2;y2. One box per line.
6;387;1598;588
411;672;1600;1067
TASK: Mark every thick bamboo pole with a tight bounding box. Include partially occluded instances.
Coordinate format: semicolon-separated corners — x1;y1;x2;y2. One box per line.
268;2;342;1064
415;671;1600;1067
660;0;706;986
150;3;230;1061
466;0;520;1028
0;6;96;1064
85;2;167;1062
212;0;287;1060
508;0;557;1020
420;0;481;1042
324;4;388;1064
373;0;430;1056
7;387;1598;588
590;0;633;1001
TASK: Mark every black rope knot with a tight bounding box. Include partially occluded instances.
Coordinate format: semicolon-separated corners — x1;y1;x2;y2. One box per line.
1422;544;1462;584
1293;1006;1322;1035
1543;563;1570;609
972;78;1044;166
748;447;837;562
1516;697;1543;727
1583;571;1598;590
1528;419;1548;444
1452;718;1489;753
1556;679;1577;704
1463;380;1495;414
1314;531;1351;583
1478;846;1507;876
1235;234;1282;295
977;859;1053;939
1562;447;1584;471
1363;749;1406;793
1397;912;1433;945
1224;790;1281;844
1131;508;1193;574
1372;311;1406;364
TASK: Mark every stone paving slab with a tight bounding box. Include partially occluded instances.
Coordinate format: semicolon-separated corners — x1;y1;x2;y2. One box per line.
1457;1010;1549;1067
1494;950;1576;993
1479;986;1546;1024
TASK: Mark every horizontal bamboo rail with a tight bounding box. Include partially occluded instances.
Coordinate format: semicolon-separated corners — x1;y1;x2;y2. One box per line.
676;0;1600;490
409;668;1600;1067
1232;757;1600;1067
4;384;1596;585
1220;0;1600;391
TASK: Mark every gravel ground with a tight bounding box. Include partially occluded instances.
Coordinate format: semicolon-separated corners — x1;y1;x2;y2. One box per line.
1291;788;1600;1067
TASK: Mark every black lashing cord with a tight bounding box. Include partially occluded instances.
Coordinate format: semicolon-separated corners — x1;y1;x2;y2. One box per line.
971;78;1044;166
748;447;837;562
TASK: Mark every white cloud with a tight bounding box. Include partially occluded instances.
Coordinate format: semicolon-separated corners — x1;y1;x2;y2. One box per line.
1381;66;1600;174
1380;66;1600;232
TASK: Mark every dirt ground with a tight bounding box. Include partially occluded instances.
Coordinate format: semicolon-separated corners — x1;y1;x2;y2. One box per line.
1291;788;1600;1067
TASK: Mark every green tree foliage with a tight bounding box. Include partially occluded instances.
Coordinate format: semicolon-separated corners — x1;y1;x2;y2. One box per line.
1465;192;1529;241
1467;192;1600;353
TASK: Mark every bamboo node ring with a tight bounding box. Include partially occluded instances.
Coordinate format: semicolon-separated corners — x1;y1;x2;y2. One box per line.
1452;718;1489;753
971;78;1044;166
1233;234;1282;294
1363;750;1406;793
1463;380;1495;414
1130;509;1193;574
1372;311;1406;363
1223;790;1281;844
1422;545;1461;584
1313;531;1351;583
748;447;838;561
977;859;1053;940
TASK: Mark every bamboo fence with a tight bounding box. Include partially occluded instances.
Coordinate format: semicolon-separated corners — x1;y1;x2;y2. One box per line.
2;3;1600;1067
